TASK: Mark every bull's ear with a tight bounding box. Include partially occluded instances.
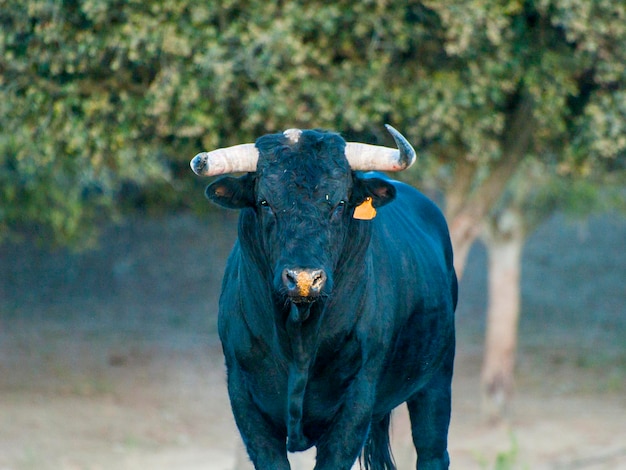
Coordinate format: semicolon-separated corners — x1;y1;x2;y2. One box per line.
205;174;255;209
352;176;396;209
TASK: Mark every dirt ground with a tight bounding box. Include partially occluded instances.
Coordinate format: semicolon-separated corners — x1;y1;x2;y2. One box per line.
1;209;625;470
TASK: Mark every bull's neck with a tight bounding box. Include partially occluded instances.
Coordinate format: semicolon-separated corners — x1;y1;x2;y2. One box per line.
333;217;374;287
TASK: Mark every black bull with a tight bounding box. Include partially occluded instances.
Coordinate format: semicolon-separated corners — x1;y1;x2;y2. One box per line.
196;129;457;469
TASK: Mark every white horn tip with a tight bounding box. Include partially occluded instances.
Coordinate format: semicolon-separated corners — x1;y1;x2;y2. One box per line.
283;128;302;144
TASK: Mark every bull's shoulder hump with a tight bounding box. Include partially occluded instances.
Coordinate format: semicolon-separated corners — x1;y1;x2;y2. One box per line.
385;180;447;228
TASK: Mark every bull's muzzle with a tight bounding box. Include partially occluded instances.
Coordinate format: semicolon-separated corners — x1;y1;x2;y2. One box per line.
281;268;327;301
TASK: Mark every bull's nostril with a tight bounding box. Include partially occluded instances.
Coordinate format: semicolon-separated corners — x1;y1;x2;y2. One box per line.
282;269;298;291
281;268;327;298
310;270;327;292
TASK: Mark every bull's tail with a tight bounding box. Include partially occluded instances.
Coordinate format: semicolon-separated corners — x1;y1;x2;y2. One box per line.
361;413;395;470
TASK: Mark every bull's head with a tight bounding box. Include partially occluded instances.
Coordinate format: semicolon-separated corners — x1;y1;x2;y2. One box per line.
191;125;415;309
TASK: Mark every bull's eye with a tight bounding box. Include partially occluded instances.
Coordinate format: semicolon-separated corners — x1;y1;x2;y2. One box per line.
258;199;275;217
331;200;346;220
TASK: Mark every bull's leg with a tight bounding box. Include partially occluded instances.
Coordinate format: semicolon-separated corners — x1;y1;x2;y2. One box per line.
406;345;454;470
313;373;377;470
226;368;291;470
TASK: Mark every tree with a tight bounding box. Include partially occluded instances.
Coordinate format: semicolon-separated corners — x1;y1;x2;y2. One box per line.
1;1;175;246
404;0;626;278
2;1;624;250
480;160;624;419
481;204;526;420
393;1;626;419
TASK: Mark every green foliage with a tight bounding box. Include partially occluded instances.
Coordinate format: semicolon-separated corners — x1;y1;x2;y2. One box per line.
474;433;527;470
492;436;524;470
1;0;625;246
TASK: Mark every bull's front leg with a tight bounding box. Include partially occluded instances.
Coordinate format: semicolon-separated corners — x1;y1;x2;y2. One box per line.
314;370;377;470
226;366;291;470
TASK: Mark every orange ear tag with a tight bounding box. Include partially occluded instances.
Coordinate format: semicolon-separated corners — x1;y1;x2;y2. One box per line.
353;197;377;220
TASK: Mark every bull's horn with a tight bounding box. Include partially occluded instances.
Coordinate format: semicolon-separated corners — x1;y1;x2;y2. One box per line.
345;124;416;172
190;143;259;176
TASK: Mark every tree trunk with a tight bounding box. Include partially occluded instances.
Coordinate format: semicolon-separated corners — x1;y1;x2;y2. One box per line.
480;208;525;420
445;87;535;279
449;210;483;279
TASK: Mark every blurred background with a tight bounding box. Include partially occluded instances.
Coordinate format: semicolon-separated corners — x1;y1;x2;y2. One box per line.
1;1;625;468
